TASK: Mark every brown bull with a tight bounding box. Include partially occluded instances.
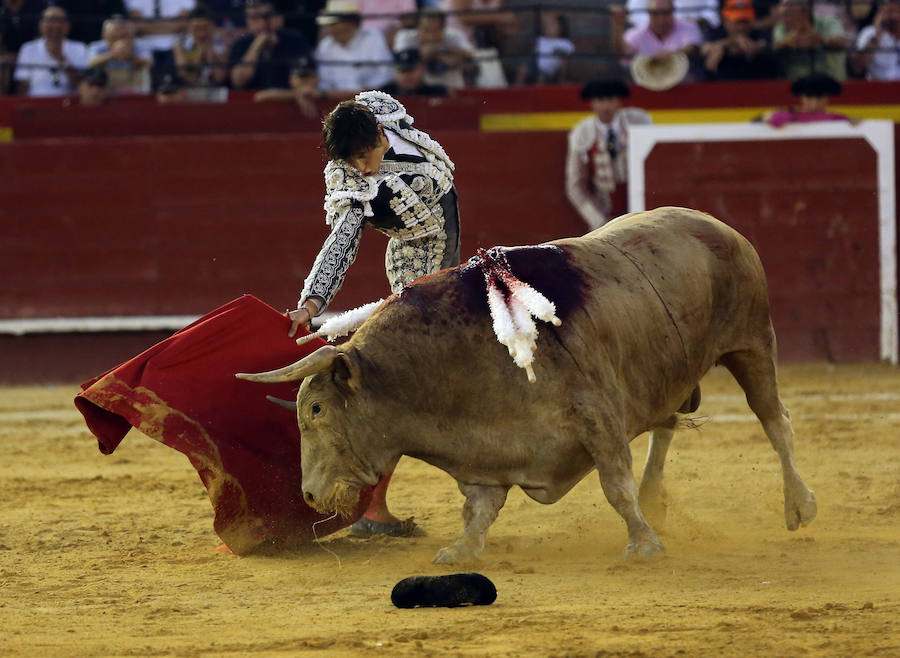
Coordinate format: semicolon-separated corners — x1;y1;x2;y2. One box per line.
238;207;818;563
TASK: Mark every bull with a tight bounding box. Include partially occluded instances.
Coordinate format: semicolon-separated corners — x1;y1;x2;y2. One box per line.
238;207;818;563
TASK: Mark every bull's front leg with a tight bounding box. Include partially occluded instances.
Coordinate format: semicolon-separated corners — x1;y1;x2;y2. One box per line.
433;484;509;565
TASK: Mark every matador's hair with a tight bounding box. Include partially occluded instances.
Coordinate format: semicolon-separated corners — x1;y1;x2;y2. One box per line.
322;101;381;162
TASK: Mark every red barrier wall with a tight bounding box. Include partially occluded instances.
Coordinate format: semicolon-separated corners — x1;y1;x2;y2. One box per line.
2;130;582;318
1;82;897;382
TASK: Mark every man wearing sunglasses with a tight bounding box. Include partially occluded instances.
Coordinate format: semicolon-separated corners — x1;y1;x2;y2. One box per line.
14;5;89;96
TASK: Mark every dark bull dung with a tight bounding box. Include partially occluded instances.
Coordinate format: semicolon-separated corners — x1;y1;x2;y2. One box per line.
391;573;497;608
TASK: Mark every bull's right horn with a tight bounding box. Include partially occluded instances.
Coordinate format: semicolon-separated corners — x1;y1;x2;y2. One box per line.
236;345;338;383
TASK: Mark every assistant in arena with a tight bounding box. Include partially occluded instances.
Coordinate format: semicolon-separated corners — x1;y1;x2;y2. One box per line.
287;90;461;538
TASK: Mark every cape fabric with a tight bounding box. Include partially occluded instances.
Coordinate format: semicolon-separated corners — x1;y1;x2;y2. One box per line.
74;295;371;555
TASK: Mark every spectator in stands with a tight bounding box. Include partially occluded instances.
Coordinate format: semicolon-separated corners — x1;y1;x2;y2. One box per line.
58;0;128;44
87;15;152;94
14;6;88;97
0;0;48;94
626;0;721;34
440;0;515;50
174;6;228;88
565;79;652;231
851;0;900;80
700;0;779;79
772;0;848;80
230;0;311;89
125;0;195;53
358;0;416;46
314;0;393;94
379;47;449;95
77;65;109;105
393;8;474;89
614;0;703;81
514;10;575;85
253;53;329;118
1;1;46;53
761;72;850;126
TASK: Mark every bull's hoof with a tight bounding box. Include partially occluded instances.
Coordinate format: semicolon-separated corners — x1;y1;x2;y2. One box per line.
347;516;425;539
432;545;479;565
785;488;817;531
624;538;666;561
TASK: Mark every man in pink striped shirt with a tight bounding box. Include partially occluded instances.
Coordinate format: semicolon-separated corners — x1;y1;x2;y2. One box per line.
613;0;702;80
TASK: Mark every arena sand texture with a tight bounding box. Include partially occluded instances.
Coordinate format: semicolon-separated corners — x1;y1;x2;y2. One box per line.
1;363;899;656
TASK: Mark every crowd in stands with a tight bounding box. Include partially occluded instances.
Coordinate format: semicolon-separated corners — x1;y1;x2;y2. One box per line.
0;0;897;103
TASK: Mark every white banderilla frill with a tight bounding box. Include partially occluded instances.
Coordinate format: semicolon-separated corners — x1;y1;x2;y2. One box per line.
472;247;561;383
295;298;385;346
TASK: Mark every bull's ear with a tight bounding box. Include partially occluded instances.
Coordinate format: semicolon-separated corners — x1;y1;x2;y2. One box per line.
332;348;362;392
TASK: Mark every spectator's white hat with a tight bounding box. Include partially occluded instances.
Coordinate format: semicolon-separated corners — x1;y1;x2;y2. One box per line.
317;0;360;25
630;52;689;91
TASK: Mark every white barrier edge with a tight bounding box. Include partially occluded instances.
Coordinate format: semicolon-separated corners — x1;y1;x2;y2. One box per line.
0;313;338;336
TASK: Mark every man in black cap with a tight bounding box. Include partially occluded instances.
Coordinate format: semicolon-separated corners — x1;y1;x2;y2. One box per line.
565;79;652;230
380;48;449;97
763;73;851;127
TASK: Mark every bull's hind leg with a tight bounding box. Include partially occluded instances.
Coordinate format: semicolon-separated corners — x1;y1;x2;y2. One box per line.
720;349;817;530
638;424;675;528
433;484;509;565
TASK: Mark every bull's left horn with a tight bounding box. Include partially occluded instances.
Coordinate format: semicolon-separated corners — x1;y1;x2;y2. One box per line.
236;345;338;383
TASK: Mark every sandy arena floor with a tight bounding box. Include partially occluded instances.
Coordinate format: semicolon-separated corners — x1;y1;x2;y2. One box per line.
1;362;899;656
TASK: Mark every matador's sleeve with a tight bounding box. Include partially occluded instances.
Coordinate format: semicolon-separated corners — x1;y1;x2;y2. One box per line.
299;201;366;313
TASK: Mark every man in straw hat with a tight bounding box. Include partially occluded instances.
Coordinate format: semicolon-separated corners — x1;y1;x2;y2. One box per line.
565;79;651;230
314;0;394;94
287;90;461;537
612;0;702;88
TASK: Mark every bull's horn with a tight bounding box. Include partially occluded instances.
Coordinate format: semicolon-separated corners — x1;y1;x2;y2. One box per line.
236;345;338;383
266;395;298;411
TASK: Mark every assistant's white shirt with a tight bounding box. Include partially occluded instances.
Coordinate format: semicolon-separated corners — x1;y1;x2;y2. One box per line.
315;26;394;91
126;0;195;51
856;26;900;81
14;38;89;97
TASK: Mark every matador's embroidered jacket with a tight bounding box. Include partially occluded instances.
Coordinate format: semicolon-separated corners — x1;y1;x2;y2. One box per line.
300;91;458;313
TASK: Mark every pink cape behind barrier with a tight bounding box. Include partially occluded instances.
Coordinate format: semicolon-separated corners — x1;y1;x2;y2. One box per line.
74;295;371;555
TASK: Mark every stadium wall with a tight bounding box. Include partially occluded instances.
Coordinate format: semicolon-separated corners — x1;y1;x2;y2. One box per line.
2;82;898;382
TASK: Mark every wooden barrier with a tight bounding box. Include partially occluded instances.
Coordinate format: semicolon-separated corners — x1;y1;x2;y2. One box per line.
1;83;898;381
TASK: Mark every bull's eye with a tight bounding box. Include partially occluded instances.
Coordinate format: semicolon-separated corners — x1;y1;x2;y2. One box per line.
311;403;322;417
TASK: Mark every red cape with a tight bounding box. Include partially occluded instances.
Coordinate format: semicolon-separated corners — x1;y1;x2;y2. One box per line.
75;295;371;554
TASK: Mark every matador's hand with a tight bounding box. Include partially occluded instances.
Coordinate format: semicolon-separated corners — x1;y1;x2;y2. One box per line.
286;307;312;337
